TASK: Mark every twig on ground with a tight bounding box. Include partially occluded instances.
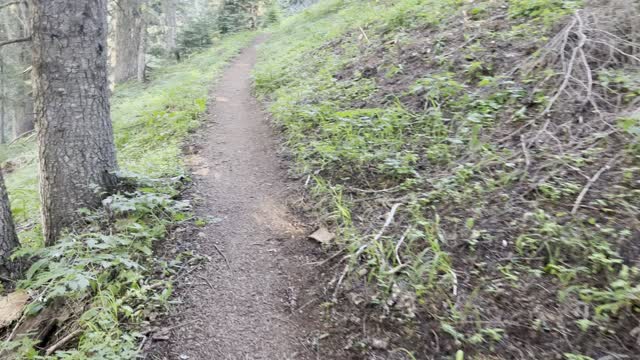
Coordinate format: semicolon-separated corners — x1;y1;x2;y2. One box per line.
295;298;318;313
359;27;370;43
332;264;349;302
571;154;620;215
195;275;214;289
212;243;231;269
136;335;148;357
394;226;412;267
355;203;402;257
307;248;346;266
45;329;82;356
521;135;531;177
347;185;403;194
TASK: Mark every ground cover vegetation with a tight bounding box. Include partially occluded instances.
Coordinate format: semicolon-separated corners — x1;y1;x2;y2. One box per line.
254;0;640;358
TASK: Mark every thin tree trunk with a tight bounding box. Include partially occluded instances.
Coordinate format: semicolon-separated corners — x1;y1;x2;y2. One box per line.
0;60;5;144
137;17;146;82
113;0;143;83
31;0;118;245
163;0;177;58
13;94;33;139
0;169;20;280
2;0;34;142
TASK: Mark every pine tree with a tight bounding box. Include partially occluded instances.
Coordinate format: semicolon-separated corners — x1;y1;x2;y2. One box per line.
31;0;119;245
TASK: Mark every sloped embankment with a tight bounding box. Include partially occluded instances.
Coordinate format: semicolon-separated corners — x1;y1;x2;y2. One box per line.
255;0;639;358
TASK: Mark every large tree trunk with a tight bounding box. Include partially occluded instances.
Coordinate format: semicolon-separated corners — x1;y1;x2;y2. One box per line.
31;0;118;245
0;169;20;280
113;0;143;83
163;0;177;57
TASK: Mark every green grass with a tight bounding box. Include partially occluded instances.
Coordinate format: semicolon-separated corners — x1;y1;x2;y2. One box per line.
0;31;255;359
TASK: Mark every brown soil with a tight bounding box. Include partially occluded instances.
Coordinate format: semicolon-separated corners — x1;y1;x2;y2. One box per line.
147;36;324;360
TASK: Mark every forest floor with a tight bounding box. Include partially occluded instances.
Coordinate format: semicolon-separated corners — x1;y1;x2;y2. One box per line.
148;36;323;360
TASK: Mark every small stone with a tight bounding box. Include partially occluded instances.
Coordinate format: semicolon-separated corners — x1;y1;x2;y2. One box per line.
308;227;335;244
179;355;189;360
370;338;389;350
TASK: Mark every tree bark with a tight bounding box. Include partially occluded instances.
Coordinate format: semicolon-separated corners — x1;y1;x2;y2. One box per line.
163;0;177;58
0;169;20;280
30;0;118;245
113;0;143;83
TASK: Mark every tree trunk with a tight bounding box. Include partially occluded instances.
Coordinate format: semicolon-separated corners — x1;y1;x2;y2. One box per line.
0;169;20;280
113;0;143;83
163;0;177;58
1;0;34;142
30;0;118;245
0;60;5;144
13;94;34;139
137;17;146;82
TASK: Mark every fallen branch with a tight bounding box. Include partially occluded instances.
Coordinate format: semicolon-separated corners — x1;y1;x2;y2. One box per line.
394;226;412;267
307;248;345;266
355;203;403;258
195;275;214;289
358;27;370;43
571;155;620;215
45;329;82;356
332;264;349;302
348;184;403;194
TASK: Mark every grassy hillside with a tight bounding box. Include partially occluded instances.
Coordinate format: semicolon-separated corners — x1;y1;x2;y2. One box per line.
255;0;639;358
0;32;254;358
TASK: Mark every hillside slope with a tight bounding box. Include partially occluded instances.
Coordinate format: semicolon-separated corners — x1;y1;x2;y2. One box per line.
255;0;639;358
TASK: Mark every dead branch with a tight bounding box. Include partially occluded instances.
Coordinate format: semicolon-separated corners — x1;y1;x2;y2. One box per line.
0;36;31;48
394;226;412;266
332;264;349;302
45;329;82;356
212;243;230;270
354;203;403;258
571;154;620;215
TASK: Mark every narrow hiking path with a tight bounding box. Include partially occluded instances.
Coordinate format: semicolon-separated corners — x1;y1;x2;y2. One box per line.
152;37;318;360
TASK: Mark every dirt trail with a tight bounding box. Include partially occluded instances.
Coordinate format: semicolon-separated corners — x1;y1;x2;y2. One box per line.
153;37;316;360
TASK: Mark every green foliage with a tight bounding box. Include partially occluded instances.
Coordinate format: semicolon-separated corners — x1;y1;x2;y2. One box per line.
508;0;581;26
176;13;218;54
262;3;281;27
218;0;259;34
